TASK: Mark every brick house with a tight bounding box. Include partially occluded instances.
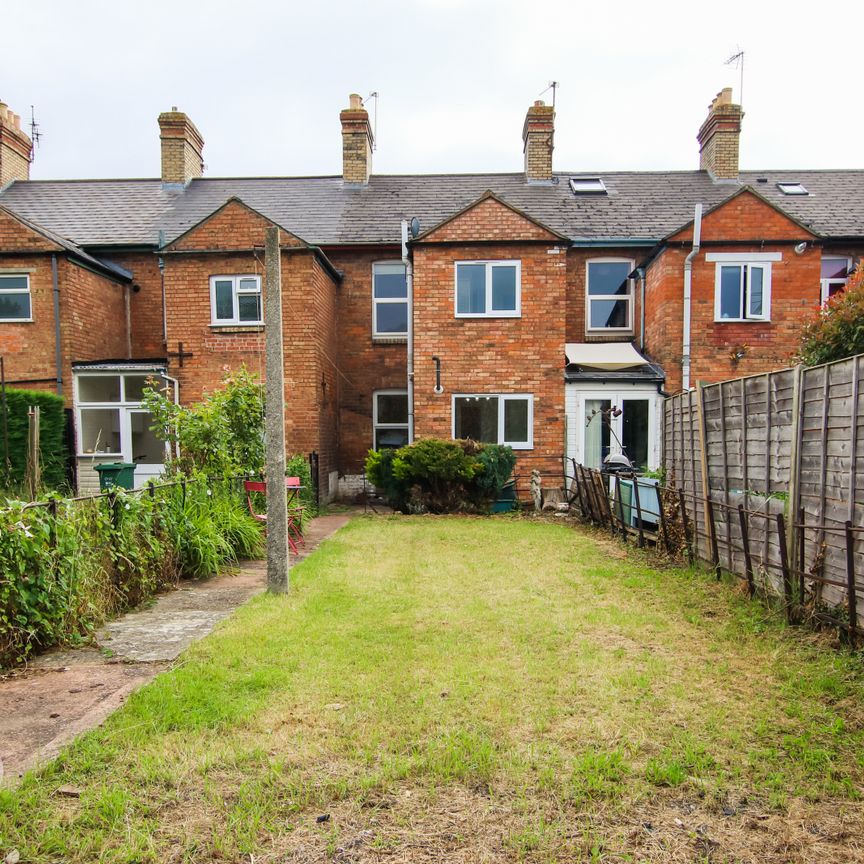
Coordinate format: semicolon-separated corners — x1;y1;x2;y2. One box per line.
0;89;861;495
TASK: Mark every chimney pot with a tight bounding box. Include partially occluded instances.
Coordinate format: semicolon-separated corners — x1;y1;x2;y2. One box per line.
158;108;205;186
697;87;743;180
348;93;363;110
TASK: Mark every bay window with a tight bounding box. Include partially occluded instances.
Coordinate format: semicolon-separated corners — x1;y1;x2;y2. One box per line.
453;394;533;449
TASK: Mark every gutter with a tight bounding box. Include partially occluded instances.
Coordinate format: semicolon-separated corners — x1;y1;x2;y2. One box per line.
682;204;703;391
402;221;415;443
51;254;63;397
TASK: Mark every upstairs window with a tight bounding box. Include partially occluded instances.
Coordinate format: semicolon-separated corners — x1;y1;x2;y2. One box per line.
778;182;809;196
715;263;770;321
586;260;633;331
453;393;533;449
373;262;408;337
455;261;520;318
570;177;607;195
821;257;851;304
373;390;409;449
210;275;262;325
0;274;32;321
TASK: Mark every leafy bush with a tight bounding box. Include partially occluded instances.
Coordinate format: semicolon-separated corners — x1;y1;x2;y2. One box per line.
142;366;264;476
799;265;864;366
0;387;68;491
0;475;263;667
365;439;516;514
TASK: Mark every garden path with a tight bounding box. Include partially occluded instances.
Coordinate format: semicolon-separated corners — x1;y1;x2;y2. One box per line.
0;512;352;784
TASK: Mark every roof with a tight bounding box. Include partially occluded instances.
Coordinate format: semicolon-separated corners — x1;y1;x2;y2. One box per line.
1;169;863;249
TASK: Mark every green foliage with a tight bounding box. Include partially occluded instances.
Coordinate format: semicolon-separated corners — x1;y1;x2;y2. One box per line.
0;476;263;667
799;265;864;366
142;366;264;476
285;453;318;518
0;387;68;490
365;438;515;513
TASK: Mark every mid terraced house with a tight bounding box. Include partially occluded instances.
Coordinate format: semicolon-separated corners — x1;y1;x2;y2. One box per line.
0;89;861;497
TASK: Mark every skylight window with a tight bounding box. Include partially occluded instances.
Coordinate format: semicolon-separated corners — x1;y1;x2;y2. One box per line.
777;182;809;196
570;177;607;195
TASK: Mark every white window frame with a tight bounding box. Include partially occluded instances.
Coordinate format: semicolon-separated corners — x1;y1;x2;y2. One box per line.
454;260;521;319
373;389;409;449
451;393;534;450
585;258;635;333
820;256;852;305
0;273;32;323
707;253;780;322
570;177;607;195
372;262;408;338
73;371;168;459
209;274;262;326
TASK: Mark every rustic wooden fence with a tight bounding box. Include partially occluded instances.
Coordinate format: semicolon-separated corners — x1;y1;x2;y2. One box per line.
663;353;864;636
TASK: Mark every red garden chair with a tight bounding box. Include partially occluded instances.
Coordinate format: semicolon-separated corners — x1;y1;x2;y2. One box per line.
244;477;306;554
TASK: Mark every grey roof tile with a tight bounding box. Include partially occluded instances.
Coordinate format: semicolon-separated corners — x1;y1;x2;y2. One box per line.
1;169;862;248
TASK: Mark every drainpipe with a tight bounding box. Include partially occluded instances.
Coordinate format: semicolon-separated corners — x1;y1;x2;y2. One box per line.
402;220;415;443
158;230;167;346
124;286;132;360
51;254;63;397
682;204;702;391
636;267;646;350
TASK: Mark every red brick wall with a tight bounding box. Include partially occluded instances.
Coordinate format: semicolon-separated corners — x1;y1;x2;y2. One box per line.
422;196;561;243
412;240;567;488
110;252;166;358
328;247;407;476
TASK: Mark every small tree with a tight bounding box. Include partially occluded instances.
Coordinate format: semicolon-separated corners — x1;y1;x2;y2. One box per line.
142;366;264;475
799;265;864;366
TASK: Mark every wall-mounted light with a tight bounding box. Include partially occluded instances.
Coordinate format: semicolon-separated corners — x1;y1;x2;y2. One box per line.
794;241;808;255
432;356;443;394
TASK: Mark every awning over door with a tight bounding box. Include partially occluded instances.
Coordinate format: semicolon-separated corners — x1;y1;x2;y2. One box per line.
565;342;647;369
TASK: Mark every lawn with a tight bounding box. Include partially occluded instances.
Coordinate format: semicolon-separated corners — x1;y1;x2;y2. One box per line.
3;516;864;862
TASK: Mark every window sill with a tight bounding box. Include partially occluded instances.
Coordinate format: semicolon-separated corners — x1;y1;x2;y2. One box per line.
714;318;771;324
0;318;33;324
209;323;265;333
455;313;521;320
373;335;408;344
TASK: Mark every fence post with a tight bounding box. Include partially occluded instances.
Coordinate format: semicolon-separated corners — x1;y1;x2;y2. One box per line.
738;504;755;597
787;364;804;578
696;382;713;562
706;497;720;578
657;483;669;553
845;521;857;648
776;513;794;623
678;489;693;564
798;506;806;606
614;475;628;538
631;474;645;548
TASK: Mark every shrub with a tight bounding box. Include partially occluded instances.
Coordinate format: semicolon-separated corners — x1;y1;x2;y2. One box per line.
365;438;516;514
798;265;864;366
0;387;68;491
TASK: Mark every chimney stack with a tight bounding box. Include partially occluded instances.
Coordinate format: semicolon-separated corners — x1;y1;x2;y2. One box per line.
697;88;743;180
158;108;204;186
340;93;373;185
522;100;555;184
0;101;33;187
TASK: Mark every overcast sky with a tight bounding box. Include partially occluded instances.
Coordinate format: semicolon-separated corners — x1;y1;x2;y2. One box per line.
3;0;860;181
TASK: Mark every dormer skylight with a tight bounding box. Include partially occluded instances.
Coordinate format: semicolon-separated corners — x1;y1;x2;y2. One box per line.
570;177;607;195
777;182;809;196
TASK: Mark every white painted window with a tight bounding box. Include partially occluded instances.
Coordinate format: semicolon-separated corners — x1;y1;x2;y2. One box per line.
821;257;851;305
713;263;772;321
373;262;408;336
452;394;533;449
586;259;634;331
455;261;521;318
0;274;32;322
373;390;409;449
210;275;262;325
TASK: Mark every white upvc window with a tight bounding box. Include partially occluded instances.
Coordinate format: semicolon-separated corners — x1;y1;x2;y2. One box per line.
210;275;262;325
454;261;521;318
373;390;409;450
708;252;780;322
821;257;851;305
452;393;533;449
0;273;32;322
373;262;408;337
586;259;634;331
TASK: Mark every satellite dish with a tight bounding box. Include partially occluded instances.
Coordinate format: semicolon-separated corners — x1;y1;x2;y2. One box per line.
410;216;421;238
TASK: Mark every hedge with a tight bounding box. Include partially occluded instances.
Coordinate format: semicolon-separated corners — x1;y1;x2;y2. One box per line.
1;387;68;489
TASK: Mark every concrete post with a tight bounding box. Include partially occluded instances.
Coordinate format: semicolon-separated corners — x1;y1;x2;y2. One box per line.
264;226;289;592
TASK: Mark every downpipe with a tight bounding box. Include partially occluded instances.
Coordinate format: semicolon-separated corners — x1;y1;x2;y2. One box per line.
682;203;702;391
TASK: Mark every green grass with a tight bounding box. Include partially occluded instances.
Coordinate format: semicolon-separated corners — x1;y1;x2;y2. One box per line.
3;516;864;862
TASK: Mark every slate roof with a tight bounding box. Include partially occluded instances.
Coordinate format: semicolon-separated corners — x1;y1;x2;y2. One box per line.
0;169;862;249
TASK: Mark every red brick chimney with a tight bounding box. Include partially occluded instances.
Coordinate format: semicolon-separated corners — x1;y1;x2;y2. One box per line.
158;108;204;186
522;100;555;183
0;101;33;187
340;94;373;185
697;88;743;180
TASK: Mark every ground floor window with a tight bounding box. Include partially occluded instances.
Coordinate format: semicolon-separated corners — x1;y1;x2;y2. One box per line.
373;390;409;449
452;394;533;449
567;387;660;471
